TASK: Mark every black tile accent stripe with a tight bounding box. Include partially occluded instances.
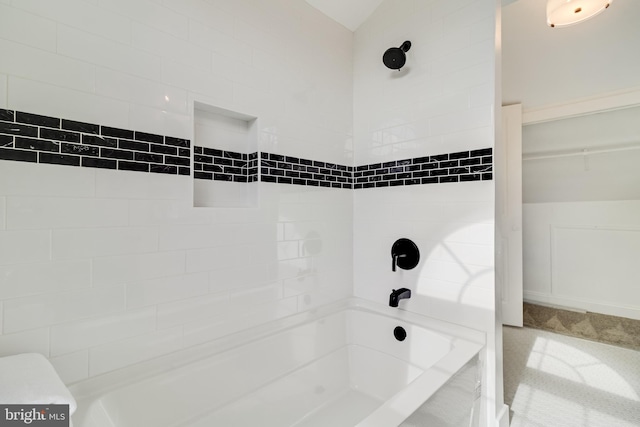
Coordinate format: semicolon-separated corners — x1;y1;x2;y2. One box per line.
119;160;149;172
353;149;493;189
0;147;37;163
0;109;14;122
63;119;100;134
82;134;117;148
39;152;81;166
135;131;163;144
101;126;133;139
15;136;59;152
193;146;258;183
0;134;14;147
0;109;191;176
0;121;38;137
198;148;492;190
0;109;493;189
260;152;353;189
16;111;60;128
62;143;99;157
40;127;80;143
82;157;116;170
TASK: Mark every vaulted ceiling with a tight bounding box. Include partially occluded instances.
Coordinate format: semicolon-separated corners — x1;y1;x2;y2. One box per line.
304;0;384;31
303;0;640;111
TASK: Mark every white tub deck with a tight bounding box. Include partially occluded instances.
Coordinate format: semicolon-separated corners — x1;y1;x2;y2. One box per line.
69;298;484;427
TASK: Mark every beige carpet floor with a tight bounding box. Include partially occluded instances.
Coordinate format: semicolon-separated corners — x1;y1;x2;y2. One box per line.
503;326;640;427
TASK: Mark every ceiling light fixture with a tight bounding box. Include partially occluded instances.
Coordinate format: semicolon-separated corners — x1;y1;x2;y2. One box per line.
547;0;612;28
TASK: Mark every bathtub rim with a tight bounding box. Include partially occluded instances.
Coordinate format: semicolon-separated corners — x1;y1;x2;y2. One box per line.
68;297;485;425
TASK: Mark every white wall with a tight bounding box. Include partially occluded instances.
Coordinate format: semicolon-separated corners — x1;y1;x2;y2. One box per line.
0;0;353;383
502;0;640;322
0;0;353;162
523;201;640;320
352;0;498;425
522;108;640;320
502;0;640;111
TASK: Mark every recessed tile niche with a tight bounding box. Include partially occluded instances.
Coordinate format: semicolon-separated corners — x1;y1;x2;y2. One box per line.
192;102;259;208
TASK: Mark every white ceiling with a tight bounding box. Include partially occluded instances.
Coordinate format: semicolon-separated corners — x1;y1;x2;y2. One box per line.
304;0;520;32
304;0;640;110
502;0;640;110
304;0;384;31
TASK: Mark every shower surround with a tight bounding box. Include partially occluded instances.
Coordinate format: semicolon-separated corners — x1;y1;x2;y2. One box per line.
0;0;499;425
0;0;354;380
352;0;498;425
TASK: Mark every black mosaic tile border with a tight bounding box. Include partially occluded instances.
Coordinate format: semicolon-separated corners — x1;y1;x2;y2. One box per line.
193;147;258;183
260;152;354;189
0;109;191;176
0;109;493;190
353;149;493;189
257;149;492;190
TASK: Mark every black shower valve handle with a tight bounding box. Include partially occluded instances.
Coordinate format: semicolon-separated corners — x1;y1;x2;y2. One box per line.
391;238;420;272
392;253;407;272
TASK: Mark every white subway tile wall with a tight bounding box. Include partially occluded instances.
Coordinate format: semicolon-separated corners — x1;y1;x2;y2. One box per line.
6;197;130;230
0;230;50;266
0;74;6;109
0;156;353;379
94;170;189;200
11;0;133;45
125;272;210;308
0;328;50;358
88;326;184;376
0;39;96;93
0;0;496;399
0;197;5;229
50;307;157;357
8;77;132;132
94;67;189;115
0;0;354;382
49;351;89;385
0;261;92;300
92;251;187;287
353;0;496;425
51;227;160;260
0;4;58;51
156;292;229;331
3;286;126;334
354;0;495;324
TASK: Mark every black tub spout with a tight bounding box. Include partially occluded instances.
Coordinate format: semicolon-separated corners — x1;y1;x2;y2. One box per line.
389;288;411;307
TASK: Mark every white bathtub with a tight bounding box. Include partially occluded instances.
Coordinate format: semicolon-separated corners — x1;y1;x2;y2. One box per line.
69;298;484;427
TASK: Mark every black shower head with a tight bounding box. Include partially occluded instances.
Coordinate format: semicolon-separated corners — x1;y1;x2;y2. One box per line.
383;41;412;70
